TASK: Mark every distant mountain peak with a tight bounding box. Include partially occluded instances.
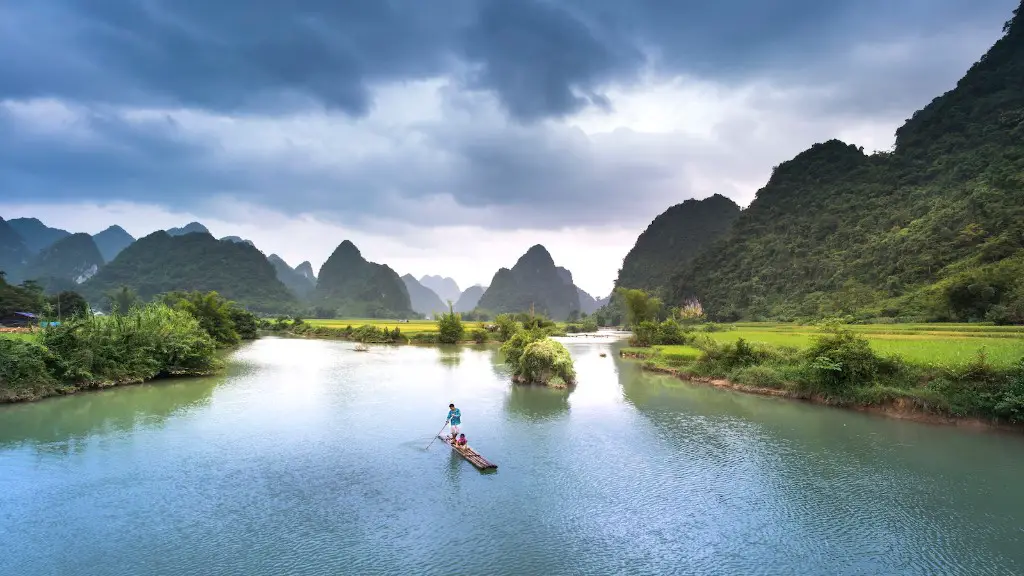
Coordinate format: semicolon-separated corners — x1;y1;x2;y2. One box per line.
7;217;72;254
221;235;255;246
167;222;210;236
418;275;461;304
295;261;316;281
92;225;136;263
337;239;361;255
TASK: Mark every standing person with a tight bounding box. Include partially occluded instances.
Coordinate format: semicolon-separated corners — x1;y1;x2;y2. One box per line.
446;403;461;442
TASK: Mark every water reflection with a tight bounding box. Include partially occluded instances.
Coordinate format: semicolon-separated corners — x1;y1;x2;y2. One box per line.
0;377;218;452
503;384;570;421
436;345;462;368
613;347;1024;574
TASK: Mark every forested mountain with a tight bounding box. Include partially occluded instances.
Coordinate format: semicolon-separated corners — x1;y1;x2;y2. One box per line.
401;274;446;317
92;225;135;262
672;3;1024;322
7;218;71;253
268;254;316;299
617;195;740;295
478;245;580;320
556;266;606;315
312;240;413;318
295;261;316;283
82;231;294;313
21;233;104;292
454;285;486;313
167;222;210;236
0;217;31;282
419;275;461;304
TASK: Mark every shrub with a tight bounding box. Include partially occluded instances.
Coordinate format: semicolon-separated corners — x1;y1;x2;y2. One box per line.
803;328;890;392
39;303;218;385
500;329;541;369
630;320;658;347
437;303;465;344
494;313;521;342
0;338;58;394
656;319;687;344
470;328;489;344
992;360;1024;422
517;338;576;386
730;365;787;389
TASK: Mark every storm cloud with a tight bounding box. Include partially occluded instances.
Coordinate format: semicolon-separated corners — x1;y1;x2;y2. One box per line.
0;0;1019;292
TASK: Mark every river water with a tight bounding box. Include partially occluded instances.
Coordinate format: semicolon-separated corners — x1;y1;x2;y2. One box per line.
2;336;1023;575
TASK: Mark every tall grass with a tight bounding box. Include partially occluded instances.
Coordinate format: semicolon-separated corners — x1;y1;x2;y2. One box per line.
1;304;218;402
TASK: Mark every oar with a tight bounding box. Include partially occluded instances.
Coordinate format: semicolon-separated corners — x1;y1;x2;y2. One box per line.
425;422;448;450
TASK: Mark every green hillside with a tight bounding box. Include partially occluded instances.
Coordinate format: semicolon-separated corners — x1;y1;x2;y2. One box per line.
670;4;1024;323
82;231;295;313
617;194;741;295
21;233;105;293
0;217;31;282
478;245;580;320
312;240;413;318
268;254;315;299
92;225;135;262
7;218;71;253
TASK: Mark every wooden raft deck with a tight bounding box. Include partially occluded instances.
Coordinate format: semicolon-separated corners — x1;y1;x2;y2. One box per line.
439;435;498;470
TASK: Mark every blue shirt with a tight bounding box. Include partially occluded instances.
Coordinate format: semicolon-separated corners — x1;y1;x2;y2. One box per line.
447;408;461;426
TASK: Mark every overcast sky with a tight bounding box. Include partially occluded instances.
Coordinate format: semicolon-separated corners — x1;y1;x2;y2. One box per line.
0;0;1017;297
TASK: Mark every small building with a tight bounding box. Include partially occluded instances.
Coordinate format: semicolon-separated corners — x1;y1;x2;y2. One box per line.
0;311;37;328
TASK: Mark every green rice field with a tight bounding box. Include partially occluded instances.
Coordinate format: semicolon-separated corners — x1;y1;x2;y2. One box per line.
691;323;1024;369
303;318;489;334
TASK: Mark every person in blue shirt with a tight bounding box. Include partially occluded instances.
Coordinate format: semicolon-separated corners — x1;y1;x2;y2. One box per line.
446;403;462;442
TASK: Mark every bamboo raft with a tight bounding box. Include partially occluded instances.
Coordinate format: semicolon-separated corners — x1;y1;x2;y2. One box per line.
439;435;498;471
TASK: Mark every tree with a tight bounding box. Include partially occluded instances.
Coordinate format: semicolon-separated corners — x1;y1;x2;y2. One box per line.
47;291;89;320
436;302;464;344
162;290;240;345
619;288;662;327
106;286;141;314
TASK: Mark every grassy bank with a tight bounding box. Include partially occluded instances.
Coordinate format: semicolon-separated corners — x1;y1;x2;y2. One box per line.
1;304;221;403
621;323;1024;427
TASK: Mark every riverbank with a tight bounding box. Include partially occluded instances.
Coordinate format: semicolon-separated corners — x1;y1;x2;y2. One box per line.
0;303;231;405
621;333;1024;432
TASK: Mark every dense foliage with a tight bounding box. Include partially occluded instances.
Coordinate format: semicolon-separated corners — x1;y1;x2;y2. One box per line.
402;274;447;317
436;303;465;344
161;290;260;345
0;273;45;316
499;328;576;387
311;240;414;318
629;324;1024;422
478;245;581;320
1;304;218;402
616;194;740;296
654;7;1024;323
82;231;296;314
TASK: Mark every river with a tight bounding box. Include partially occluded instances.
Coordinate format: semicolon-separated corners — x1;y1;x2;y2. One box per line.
1;336;1023;575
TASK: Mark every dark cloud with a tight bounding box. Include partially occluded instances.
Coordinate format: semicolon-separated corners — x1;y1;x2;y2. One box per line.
0;0;1019;231
1;0;1017;121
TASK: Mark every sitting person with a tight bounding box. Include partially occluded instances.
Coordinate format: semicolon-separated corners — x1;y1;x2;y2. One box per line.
456;434;467;447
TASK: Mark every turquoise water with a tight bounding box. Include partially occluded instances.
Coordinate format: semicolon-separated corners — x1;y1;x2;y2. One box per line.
1;336;1023;575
